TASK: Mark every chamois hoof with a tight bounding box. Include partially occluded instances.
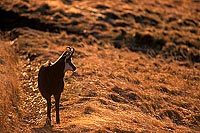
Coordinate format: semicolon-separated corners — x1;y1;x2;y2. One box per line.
56;119;60;124
45;118;51;126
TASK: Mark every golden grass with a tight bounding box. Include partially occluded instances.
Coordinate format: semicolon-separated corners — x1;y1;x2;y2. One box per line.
0;0;199;132
11;28;199;132
0;40;24;132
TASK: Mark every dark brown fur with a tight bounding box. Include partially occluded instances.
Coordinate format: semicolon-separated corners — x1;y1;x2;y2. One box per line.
38;47;76;124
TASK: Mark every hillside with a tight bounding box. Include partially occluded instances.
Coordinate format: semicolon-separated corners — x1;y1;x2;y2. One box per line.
0;0;199;132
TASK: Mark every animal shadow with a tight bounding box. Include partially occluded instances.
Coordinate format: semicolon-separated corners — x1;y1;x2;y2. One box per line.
32;125;64;133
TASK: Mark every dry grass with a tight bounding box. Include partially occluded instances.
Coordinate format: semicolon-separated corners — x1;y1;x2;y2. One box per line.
0;0;199;132
0;40;24;132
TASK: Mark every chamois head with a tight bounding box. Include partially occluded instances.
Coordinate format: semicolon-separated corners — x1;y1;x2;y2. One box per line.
62;47;76;72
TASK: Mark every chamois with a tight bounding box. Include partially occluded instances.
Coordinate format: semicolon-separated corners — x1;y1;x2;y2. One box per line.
38;47;76;125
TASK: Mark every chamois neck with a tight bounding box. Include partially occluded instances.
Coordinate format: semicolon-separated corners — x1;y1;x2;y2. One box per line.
51;57;65;75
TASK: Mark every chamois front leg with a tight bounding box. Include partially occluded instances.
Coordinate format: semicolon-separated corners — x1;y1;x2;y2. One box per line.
46;97;51;125
54;93;61;124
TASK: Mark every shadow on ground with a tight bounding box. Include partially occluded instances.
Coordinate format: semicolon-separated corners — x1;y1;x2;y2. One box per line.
32;125;64;133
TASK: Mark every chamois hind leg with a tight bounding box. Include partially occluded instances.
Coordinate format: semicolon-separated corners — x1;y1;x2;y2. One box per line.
54;94;61;124
46;96;51;125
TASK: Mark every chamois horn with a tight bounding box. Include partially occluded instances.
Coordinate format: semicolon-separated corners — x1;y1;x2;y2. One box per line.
66;46;74;57
70;47;74;56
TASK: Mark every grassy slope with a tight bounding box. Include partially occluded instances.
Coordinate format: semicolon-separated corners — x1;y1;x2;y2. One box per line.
11;29;199;132
0;0;199;132
0;40;25;132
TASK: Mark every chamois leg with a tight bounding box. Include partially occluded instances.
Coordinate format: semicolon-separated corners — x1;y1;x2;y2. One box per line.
46;97;51;125
54;94;61;124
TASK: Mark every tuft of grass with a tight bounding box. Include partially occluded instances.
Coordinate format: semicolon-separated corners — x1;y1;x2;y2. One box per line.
0;40;24;132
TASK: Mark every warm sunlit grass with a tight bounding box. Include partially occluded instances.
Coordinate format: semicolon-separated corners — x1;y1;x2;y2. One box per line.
0;40;23;132
0;0;199;132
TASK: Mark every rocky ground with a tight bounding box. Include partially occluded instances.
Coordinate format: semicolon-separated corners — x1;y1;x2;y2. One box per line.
0;0;199;132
